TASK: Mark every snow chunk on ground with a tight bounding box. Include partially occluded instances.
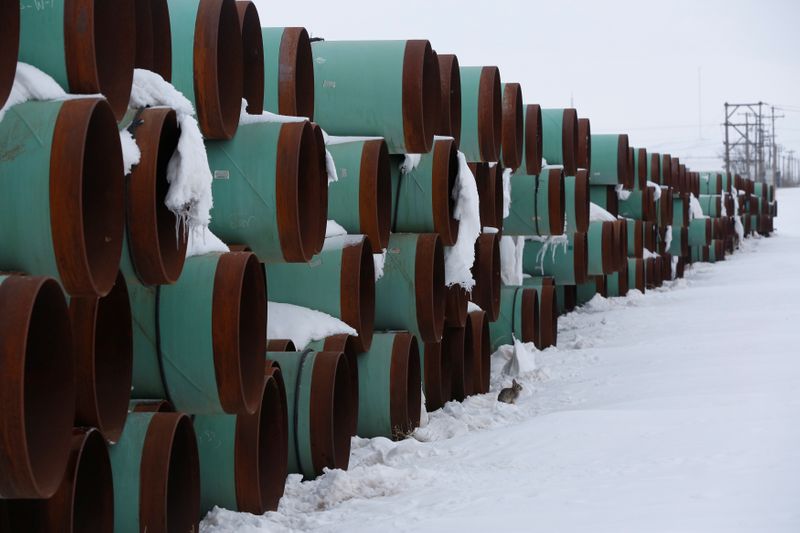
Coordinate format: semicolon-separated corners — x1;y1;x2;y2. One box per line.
590;202;617;221
500;235;525;286
491;337;538;378
443;151;481;290
186;226;230;258
268;302;356;350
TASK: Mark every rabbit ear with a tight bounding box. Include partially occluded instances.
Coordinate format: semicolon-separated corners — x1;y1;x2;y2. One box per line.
512;379;518;386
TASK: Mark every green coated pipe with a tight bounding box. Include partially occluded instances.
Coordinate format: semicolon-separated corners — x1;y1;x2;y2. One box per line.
672;193;690;228
17;0;134;119
555;284;577;315
522;232;588;285
618;188;655;222
626;219;643;258
128;252;266;416
520;277;558;349
698;194;722;217
205;120;327;263
669;226;689;257
699;172;722;194
690;245;709;263
540;108;578;175
519;104;543;175
306;334;360;437
0;99;124;298
589;184;618;217
266;350;354;479
327;139;391;251
391;137;460;245
589;134;630;185
167;0;243;139
109;412;200;533
688;217;712;247
312;40;439;154
488;286;538;351
627;257;645;293
459;66;502;162
374;233;445;343
260;27;315;118
504;168;566;236
356;332;422;439
606;268;628;298
565;171;590;233
587;221;616;276
267;235;375;352
575;279;599;306
708;239;726;263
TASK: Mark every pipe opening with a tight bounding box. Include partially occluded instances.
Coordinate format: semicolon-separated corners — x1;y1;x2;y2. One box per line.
561;108;578;176
616;135;630;188
470;233;501;321
341;238;375;352
261;371;288;509
445;326;467;402
71;429;113;532
537;286;558;349
461;322;475;398
469;310;491;394
574;170;590;233
445;284;468;328
402;40;440;153
477;66;502;162
277;28;315;118
318;334;359;436
331;353;354;469
403;335;422;432
0;0;19;108
133;0;172;80
164;415;200;533
501;83;523;170
415;234;446;343
573;231;588;284
237;1;264;115
577;117;591;173
548;169;566;235
436;54;462;146
360;139;391;251
432;139;460;246
525;104;543;175
521;289;539;344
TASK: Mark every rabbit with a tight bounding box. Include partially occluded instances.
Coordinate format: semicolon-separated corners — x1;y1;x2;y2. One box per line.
497;379;522;404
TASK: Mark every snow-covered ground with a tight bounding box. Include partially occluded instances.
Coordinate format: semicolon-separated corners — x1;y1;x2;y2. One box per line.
202;189;800;533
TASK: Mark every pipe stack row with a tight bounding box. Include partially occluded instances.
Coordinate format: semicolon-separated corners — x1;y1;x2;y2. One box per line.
0;0;778;528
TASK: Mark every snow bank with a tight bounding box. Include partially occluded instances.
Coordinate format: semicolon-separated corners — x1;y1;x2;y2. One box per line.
443;151;481;290
490;337;538;378
186;226;230;257
589;202;617;222
499;235;525;286
267;302;356;350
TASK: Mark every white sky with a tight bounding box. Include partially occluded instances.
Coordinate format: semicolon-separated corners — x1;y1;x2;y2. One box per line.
253;0;800;172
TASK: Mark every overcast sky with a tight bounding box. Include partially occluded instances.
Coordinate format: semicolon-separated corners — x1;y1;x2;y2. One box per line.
253;0;800;173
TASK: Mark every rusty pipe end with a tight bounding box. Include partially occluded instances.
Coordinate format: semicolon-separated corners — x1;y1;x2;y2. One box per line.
548;168;566;235
432;138;461;246
391;333;422;438
359;139;391;251
574;169;590;233
601;221;616;274
616;134;630;187
471;233;501;321
415;234;446;343
310;351;354;472
561;108;579;176
340;237;375;352
573;231;589;285
236;1;265;115
524;104;543;175
402;40;440;153
521;288;539;344
423;340;452;411
477;66;502;162
468;310;491;394
577;117;591;173
276;27;315;119
133;0;172;80
317;334;360;437
535;285;558;349
446;326;469;402
632;257;645;293
436;53;462;146
500;82;524;171
636;148;648;189
445;284;468;327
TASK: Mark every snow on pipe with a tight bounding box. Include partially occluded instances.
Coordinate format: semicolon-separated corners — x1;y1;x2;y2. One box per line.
0;0;18;108
260;27;314;118
522;277;558;349
632;148;649;190
266;339;297;352
469;162;504;230
206;120;327;262
541;108;579;176
17;0;134;120
108;412;200;533
587;221;616;276
577;117;591;174
467;309;491;394
499;82;524;171
307;334;362;437
488;286;538;352
587;134;629;186
459;66;502;162
521;104;543;175
626;219;644;259
266;350;355;479
589;184;618;217
618;187;656;223
167;0;243;139
688;217;712;247
391;137;460;246
0;275;74;499
522;231;589;286
445;325;471;402
436;53;462;146
312;39;440;154
236;1;265;115
504;168;566;236
193;373;288;515
374;233;446;344
565;171;590;234
70;272;133;443
133;0;172;80
121;107;187;285
2;428;114;532
267;236;375;352
627;257;645;293
355;332;422;439
445;284;469;327
0;99;124;298
470;233;502;321
326;139;391;252
129;252;267;416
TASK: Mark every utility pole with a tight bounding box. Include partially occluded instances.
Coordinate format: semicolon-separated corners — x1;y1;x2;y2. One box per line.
724;103;730;174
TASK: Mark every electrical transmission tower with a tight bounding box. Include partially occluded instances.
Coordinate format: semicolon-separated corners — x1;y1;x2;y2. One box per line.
723;102;783;186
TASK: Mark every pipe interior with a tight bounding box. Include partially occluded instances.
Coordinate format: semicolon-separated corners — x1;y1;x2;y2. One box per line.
405;337;422;430
133;0;172;79
462;321;475;397
238;254;268;412
488;68;502;160
331;355;353;469
447;57;462;145
215;0;245;137
562;108;578;174
420;43;441;150
261;374;288;509
356;239;376;348
166;416;199;533
286;28;315;119
238;2;264;115
153;109;186;282
296;123;326;260
72;430;114;532
368;140;392;251
0;0;18;107
92;0;134;117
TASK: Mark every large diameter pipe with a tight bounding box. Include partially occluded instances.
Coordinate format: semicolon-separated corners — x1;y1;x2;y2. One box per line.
668;226;689;258
436;54;462;145
0;275;74;499
618;188;656;222
0;99;124;298
613;219;628;272
307;334;361;436
521;278;558;349
577;117;591;173
467;310;491;394
267;236;375;352
375;233;445;343
391;137;460;245
576;279;599;306
504;168;566;236
625;147;635;189
589;134;630;185
446;325;471;402
709;239;726;262
355;332;421;439
133;0;172;78
109;412;200;533
541;108;578;175
470;233;501;320
488;286;538;351
672;193;690;228
627;257;645;293
167;0;243;139
589;184;618;217
459;66;502;162
698;194;722;217
657;188;674;228
587;221;616;276
235;1;265;115
70;272;133;443
193;374;288;515
130;252;266;415
700;172;723;194
267;351;354;479
499;82;524;170
626;219;644;258
660;252;674;281
556;284;578;315
258;27;314;118
2;428;114;532
647;152;661;185
312;40;440;154
565;171;590;234
520;104;543;175
446;284;468;327
688;217;712;247
122;107;187;285
522;231;588;286
632;148;648;190
18;0;134;120
606;267;629;298
205;120;327;263
660;154;673;186
420;340;450;411
0;0;18;108
470;162;503;230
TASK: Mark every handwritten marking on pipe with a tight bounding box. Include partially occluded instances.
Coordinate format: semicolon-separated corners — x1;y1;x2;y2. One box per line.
214;170;230;180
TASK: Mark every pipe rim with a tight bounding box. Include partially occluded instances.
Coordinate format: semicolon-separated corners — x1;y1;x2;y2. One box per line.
0;0;18;108
140;413;200;533
471;233;501;321
601;221;616;274
626;147;635;189
133;0;172;79
132;400;175;413
574;170;590;233
0;276;74;499
547;168;566;235
436;54;462;146
319;334;360;437
491;164;504;230
632;258;645;292
359;139;391;251
636;148;648;189
445;284;468;327
616;134;630;188
573;231;589;284
561;108;579;175
617;220;628;271
633;220;643;258
649;153;661;184
390;333;422;438
266;339;297;352
432;138;461;246
212;252;267;415
523;104;543;175
521;288;539;344
606;184;619;217
500;83;524;170
236;1;265;115
577;117;591;173
402;40;440;153
310;124;329;255
477;66;502;162
70;272;132;443
446;326;469;402
470;163;490;227
126;107;187;285
414;234;446;343
59;428;114;532
422;341;449;411
262;366;289;508
340;237;375;352
467;310;490;394
536;285;558;349
310;351;354;472
193;0;243;139
51;98;124;298
277;27;315;118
